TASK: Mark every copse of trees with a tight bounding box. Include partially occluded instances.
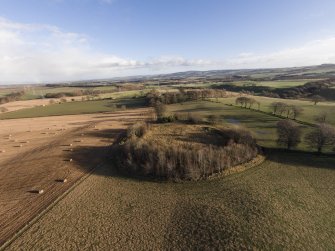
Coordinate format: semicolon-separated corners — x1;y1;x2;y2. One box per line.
44;89;101;99
112;124;258;181
270;102;304;120
146;88;227;107
215;79;335;100
235;97;260;109
276;120;302;150
305;123;335;153
270;102;287;116
0;91;25;104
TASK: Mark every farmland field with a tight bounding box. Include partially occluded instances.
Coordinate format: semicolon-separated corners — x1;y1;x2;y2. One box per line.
216;96;335;125
4;151;335;250
167;101;318;150
0;98;146;119
0;109;148;247
223;80;313;89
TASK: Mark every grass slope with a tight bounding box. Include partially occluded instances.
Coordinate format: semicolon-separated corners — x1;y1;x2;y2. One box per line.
6;151;335;250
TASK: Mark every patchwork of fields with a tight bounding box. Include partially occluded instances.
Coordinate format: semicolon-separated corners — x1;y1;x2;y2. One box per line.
0;85;334;250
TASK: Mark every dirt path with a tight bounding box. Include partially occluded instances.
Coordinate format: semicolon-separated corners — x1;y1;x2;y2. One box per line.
0;108;148;246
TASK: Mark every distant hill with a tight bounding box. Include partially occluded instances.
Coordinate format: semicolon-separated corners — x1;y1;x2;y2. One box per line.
34;64;335;87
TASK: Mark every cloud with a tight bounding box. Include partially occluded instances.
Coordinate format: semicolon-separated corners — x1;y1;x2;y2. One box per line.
0;17;218;83
0;17;335;83
225;38;335;69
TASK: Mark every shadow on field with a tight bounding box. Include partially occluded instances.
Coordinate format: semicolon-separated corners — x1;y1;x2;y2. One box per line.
163;187;272;250
63;128;126;176
264;148;335;170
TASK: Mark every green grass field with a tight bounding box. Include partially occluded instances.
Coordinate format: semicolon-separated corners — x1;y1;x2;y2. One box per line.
0;85;120;100
225;80;312;89
7;151;335;250
217;96;335;125
0;98;145;119
167;101;332;152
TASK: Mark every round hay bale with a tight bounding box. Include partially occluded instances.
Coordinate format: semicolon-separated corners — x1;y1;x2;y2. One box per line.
38;189;44;194
69;158;73;162
62;178;68;183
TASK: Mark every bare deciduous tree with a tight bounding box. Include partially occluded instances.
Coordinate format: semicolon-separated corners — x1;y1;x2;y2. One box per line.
276;120;302;149
154;102;166;119
291;105;304;120
271;102;287;116
305;123;335;153
314;111;328;123
311;95;325;105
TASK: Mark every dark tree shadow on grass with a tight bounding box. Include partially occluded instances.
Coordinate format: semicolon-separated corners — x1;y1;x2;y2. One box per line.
163;187;274;250
263;148;335;170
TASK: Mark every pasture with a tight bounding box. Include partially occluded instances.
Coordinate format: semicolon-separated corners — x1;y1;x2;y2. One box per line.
167;101;318;151
217;96;335;125
225;80;312;89
0;98;145;119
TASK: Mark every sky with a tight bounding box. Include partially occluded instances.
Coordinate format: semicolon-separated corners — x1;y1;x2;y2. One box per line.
1;0;335;83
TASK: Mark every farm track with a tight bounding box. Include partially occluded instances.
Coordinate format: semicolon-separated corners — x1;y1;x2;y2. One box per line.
0;109;148;247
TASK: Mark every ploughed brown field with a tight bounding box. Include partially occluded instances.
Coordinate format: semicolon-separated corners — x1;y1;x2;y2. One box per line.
0;108;148;246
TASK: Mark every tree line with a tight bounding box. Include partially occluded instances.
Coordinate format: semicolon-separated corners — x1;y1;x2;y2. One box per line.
0;91;25;104
270;102;304;120
276;119;335;153
235;97;260;109
146;88;227;107
235;97;305;120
